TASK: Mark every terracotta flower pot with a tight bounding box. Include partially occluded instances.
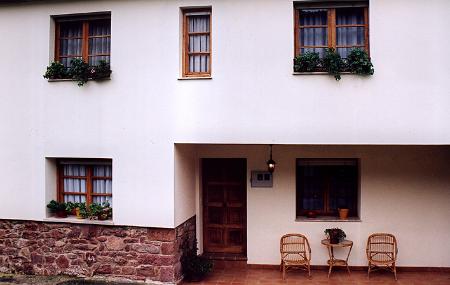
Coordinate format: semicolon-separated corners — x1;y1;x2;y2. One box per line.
338;208;349;220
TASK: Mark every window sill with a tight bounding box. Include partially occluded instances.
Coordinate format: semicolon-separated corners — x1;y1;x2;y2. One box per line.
296;216;361;222
47;78;111;82
292;72;352;75
44;216;114;226
178;76;212;80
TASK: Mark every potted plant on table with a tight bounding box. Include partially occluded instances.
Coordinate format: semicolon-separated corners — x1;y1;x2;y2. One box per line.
46;200;68;218
325;228;346;244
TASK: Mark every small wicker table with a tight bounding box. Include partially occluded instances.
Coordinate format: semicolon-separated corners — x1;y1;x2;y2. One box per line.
321;239;353;278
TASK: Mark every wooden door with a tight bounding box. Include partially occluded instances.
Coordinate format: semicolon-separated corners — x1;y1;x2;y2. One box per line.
202;158;246;255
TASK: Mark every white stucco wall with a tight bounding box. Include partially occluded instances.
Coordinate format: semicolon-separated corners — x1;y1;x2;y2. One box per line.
174;145;196;226
0;0;449;228
194;145;450;267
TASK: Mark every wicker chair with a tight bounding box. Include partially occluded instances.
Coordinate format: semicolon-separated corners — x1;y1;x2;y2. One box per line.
280;233;311;280
366;233;398;280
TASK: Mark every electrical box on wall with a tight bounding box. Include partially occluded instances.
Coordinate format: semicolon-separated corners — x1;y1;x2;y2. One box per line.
251;171;273;188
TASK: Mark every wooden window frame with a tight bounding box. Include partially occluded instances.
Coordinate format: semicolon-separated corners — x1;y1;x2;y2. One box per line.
294;5;369;57
57;159;112;206
182;8;212;77
54;14;111;65
296;158;360;218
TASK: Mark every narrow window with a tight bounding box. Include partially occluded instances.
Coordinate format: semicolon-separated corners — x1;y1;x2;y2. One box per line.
182;8;211;77
55;14;111;67
296;159;359;218
58;160;112;206
295;2;369;58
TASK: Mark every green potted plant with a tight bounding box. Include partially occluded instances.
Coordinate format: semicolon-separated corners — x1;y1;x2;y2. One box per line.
88;202;103;220
346;48;374;76
43;59;112;87
98;201;112;220
294;51;321;72
322;48;344;81
43;61;67;80
90;60;112;80
325;228;346;244
65;202;77;216
74;202;88;219
68;58;90;86
46;200;68;218
181;238;213;282
88;202;112;220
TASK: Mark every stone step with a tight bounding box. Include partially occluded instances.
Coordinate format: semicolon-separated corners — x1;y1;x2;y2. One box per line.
202;253;247;269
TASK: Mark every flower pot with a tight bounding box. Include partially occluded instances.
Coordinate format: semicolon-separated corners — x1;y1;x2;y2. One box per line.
329;230;341;244
75;208;85;219
98;213;109;221
306;211;317;218
338;208;349;220
55;210;68;218
330;237;339;244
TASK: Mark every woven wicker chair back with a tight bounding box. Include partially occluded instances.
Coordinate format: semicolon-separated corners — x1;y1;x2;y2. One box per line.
367;233;397;263
280;234;311;262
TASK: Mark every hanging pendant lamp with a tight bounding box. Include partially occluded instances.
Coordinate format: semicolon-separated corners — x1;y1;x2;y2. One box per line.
267;144;276;173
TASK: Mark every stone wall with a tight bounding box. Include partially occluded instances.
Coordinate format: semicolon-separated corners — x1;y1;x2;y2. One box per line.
0;216;196;284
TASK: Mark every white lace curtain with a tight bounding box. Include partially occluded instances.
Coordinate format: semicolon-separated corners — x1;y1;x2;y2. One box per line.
63;165;86;203
92;165;112;206
63;164;112;206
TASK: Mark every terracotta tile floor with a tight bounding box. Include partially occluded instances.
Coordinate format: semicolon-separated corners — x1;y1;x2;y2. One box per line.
182;268;450;285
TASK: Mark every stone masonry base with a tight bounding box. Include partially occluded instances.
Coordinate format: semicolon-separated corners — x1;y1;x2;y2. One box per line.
0;216;196;284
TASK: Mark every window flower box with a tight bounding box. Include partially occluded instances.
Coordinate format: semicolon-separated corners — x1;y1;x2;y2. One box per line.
294;48;374;81
44;59;111;86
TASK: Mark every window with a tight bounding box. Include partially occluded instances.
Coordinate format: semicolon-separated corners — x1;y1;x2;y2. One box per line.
182;8;211;77
294;2;368;58
54;13;111;67
296;159;359;217
58;160;112;206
